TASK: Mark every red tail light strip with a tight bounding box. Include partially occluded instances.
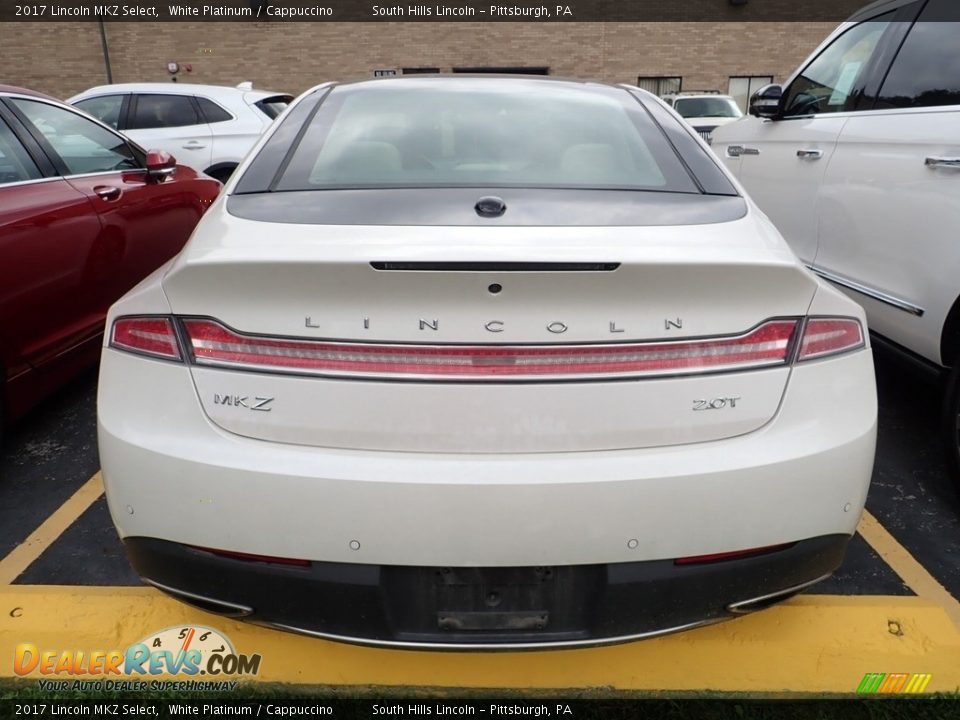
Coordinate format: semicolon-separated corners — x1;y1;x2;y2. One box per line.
797;318;864;360
110;317;181;360
180;318;800;380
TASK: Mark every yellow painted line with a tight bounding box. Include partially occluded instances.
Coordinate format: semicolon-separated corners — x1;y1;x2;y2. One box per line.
0;472;104;585
858;509;960;629
2;588;960;694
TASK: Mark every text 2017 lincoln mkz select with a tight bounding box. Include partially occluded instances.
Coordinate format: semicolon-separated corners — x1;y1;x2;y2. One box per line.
98;76;877;649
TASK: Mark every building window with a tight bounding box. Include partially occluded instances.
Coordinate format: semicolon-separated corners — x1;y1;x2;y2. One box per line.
636;76;682;97
452;66;550;75
402;67;440;74
729;76;774;112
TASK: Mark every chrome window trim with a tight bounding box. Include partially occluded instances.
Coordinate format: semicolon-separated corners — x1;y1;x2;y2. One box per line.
62;168;147;181
808;264;924;316
0;169;149;186
0;175;60;189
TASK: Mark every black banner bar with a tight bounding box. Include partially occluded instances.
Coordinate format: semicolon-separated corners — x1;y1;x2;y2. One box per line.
2;0;873;23
2;698;958;719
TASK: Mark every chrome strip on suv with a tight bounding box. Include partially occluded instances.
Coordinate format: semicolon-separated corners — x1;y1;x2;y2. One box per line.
808;265;924;317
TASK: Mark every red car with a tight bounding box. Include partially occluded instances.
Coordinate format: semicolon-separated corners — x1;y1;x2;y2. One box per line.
0;85;220;433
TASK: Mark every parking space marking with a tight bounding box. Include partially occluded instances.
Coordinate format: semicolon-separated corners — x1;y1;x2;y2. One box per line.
858;509;960;629
2;588;959;694
0;472;103;585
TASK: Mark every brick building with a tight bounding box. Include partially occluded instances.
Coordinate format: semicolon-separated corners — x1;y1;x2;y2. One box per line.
3;22;835;108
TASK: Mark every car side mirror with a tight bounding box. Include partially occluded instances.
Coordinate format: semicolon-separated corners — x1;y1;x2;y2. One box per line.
749;84;783;119
145;149;176;181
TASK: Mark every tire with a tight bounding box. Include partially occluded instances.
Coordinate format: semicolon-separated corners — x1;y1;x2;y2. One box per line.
941;361;960;486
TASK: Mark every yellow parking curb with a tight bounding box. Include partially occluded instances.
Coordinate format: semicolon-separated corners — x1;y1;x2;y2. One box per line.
2;587;959;695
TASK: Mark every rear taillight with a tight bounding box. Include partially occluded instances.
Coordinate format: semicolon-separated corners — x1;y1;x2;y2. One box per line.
180;318;800;381
108;315;864;378
797;317;864;361
110;317;181;361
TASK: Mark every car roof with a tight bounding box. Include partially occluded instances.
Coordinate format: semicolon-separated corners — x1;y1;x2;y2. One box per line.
310;75;644;99
847;0;917;21
69;82;288;102
335;74;610;88
667;94;736;100
0;84;58;100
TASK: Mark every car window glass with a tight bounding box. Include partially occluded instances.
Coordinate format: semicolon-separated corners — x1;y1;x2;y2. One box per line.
73;95;124;129
196;97;233;123
782;15;894;117
0;118;42;185
674;98;741;119
11;99;139;175
274;82;699;193
130;94;200;129
876;3;960;109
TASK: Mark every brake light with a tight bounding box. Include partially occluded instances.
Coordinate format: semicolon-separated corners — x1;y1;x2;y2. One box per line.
797;318;864;361
181;318;800;381
110;317;182;360
674;542;795;566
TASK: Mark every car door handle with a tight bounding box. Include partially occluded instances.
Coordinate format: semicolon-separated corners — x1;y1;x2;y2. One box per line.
727;145;760;157
925;156;960;169
93;185;121;201
796;149;823;159
182;141;207;150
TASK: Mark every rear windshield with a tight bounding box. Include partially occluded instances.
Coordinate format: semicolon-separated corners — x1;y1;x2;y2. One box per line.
674;97;742;119
270;80;700;193
254;95;292;119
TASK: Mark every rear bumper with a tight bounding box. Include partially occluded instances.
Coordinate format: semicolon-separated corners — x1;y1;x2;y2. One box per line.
127;534;848;649
98;347;876;568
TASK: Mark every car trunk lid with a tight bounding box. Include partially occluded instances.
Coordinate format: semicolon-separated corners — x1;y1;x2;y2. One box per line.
162;213;815;453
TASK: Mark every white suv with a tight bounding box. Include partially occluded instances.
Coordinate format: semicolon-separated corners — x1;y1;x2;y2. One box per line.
662;93;742;144
68;83;293;182
712;0;960;478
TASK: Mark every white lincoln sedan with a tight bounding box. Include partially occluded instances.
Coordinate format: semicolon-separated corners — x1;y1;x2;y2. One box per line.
97;76;877;649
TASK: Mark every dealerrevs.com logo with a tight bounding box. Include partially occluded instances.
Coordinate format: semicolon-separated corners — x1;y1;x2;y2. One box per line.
14;625;261;691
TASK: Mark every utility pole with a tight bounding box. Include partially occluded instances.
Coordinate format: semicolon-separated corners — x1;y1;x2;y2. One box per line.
98;20;113;83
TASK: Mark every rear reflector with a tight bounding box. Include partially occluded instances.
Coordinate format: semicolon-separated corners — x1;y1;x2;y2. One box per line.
190;545;311;567
110;317;181;360
797;318;864;361
674;543;795;566
181;318;800;381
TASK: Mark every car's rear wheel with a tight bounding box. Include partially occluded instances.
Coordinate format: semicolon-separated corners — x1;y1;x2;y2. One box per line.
941;362;960;491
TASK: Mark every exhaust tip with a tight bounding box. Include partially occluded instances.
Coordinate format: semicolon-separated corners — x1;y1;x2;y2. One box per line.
144;578;253;618
726;573;832;615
